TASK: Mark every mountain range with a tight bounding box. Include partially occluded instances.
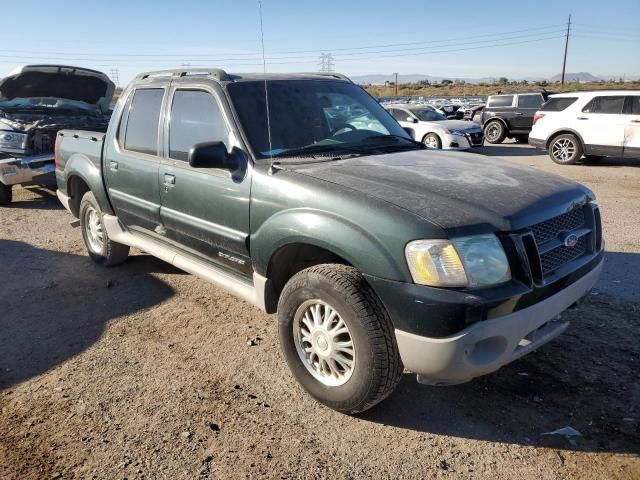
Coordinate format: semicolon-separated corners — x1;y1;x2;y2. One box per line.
349;72;635;85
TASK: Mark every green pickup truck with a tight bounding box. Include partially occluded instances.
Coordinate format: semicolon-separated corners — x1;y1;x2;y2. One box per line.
55;69;604;414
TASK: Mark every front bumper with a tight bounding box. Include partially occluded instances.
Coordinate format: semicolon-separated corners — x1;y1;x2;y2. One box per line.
394;258;603;385
441;132;484;150
0;154;55;186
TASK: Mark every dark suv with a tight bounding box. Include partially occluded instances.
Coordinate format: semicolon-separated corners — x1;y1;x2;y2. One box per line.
482;91;552;144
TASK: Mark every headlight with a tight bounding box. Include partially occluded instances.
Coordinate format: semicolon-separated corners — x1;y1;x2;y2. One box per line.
445;129;465;136
405;234;511;288
0;131;27;151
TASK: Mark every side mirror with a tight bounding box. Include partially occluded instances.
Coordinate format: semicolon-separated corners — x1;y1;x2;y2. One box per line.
188;141;233;169
406;116;418;123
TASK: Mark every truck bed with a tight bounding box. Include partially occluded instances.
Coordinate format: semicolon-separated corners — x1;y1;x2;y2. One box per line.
55;130;106;173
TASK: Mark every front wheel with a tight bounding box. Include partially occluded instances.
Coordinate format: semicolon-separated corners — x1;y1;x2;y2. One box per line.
549;134;584;165
484;120;506;144
278;264;403;414
79;191;130;266
422;133;442;149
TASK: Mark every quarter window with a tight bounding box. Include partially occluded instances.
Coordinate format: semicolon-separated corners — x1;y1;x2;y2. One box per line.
124;89;164;155
168;90;229;161
540;97;578;112
582;96;625;114
487;95;514;107
517;94;544;108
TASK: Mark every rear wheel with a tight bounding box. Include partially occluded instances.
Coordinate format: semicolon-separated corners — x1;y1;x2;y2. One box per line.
0;183;12;205
278;264;403;414
422;133;442;149
484;120;506;144
549;134;583;165
79;191;129;266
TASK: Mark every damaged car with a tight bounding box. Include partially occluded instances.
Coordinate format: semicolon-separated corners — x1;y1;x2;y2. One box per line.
0;65;114;205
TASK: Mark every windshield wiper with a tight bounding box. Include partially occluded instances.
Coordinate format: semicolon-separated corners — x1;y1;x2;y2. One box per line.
361;134;423;147
271;143;364;158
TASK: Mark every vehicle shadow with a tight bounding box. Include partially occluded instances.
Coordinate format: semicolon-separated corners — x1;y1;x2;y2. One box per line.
0;240;175;389
5;185;63;210
474;144;542;157
361;253;640;454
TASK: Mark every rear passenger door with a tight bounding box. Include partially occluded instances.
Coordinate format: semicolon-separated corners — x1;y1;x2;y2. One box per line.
578;95;625;156
159;84;252;278
104;84;167;232
513;94;544;130
623;95;640;158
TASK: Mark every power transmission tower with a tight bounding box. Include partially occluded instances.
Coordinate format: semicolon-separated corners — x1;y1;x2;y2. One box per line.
318;53;334;72
109;68;120;89
560;14;571;87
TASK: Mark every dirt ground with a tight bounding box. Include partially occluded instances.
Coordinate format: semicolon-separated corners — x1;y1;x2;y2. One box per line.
1;144;639;479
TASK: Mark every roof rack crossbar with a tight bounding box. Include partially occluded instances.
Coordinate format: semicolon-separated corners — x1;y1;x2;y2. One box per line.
135;68;230;82
298;72;352;83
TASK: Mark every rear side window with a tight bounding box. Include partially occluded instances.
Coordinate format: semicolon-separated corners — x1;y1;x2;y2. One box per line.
629;96;640;115
540;97;578;112
169;90;229;161
124;89;164;155
487;95;514;107
582;96;625;114
517;94;544;108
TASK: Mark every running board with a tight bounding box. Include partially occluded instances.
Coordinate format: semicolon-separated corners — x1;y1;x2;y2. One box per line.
102;215;267;311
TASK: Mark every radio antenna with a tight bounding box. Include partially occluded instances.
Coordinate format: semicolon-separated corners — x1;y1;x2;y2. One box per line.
258;0;275;173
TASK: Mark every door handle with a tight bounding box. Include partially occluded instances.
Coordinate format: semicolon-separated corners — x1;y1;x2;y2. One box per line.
577;117;589;120
514;112;523;116
631;119;640;123
164;173;176;186
109;160;118;171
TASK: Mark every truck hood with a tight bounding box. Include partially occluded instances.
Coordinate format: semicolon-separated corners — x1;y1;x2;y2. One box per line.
0;65;114;111
290;150;594;235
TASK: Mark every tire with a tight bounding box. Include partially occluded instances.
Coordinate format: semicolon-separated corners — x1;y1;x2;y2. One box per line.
79;191;129;266
484;120;506;144
422;133;442;149
548;134;584;165
0;183;12;205
277;264;403;414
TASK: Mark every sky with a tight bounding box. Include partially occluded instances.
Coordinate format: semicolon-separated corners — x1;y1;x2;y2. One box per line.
2;0;639;86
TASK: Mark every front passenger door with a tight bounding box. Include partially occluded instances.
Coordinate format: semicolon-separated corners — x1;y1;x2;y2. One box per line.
159;86;252;278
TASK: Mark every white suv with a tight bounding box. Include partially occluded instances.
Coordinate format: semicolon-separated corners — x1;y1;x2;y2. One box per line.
529;91;640;164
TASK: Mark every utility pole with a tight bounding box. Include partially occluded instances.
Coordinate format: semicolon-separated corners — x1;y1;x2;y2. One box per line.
395;72;398;96
560;14;571;87
318;53;334;72
109;68;120;89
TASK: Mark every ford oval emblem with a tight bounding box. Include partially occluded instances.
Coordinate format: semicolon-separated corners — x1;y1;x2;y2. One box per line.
563;233;579;248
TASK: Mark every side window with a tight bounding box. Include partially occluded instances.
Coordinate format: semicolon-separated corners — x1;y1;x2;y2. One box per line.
540;97;578;112
392;109;409;121
124;89;164;155
628;96;640;115
517;94;544;108
487;95;514;108
169;90;229;161
582;96;625;114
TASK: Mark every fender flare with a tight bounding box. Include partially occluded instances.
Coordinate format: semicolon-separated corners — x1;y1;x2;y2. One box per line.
483;116;510;133
251;208;407;281
64;152;114;215
545;128;587;150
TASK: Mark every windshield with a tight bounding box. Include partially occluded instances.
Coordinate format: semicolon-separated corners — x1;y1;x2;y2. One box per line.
412;109;447;122
0;97;98;113
228;80;412;158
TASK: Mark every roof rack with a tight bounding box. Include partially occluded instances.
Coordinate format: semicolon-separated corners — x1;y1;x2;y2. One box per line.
135;68;230;82
298;72;352;83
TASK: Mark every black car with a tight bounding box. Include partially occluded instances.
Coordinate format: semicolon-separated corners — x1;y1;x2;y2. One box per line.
481;92;552;144
462;104;484;122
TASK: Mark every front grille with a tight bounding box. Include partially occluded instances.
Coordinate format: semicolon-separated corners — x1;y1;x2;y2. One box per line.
466;132;484;145
540;237;587;274
531;207;585;244
511;205;599;284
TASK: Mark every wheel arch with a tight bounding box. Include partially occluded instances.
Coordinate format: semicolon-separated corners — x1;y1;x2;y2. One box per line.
483;116;510;133
545;128;586;150
64;153;114;217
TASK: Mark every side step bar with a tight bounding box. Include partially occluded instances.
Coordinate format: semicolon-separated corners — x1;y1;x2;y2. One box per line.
102;215;267;311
